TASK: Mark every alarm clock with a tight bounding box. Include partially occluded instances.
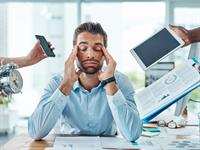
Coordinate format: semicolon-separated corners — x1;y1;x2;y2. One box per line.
0;64;23;96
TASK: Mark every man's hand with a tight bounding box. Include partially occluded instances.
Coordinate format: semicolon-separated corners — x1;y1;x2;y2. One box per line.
59;46;82;96
25;41;55;66
169;24;191;47
98;47;118;95
98;47;116;81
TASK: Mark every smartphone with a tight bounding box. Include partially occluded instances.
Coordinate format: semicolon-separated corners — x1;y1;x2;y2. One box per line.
35;35;56;57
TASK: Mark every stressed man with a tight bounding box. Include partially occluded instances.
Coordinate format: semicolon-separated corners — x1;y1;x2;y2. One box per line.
28;22;143;141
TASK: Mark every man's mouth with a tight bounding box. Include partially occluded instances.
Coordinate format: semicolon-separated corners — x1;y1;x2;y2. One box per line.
82;60;99;65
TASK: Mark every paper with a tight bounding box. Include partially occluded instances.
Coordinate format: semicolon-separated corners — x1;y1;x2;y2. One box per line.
155;138;200;150
53;136;102;149
166;127;199;136
45;148;101;150
134;59;200;122
142;131;160;137
100;137;161;149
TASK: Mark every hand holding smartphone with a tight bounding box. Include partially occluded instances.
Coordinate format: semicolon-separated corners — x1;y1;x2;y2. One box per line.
35;35;56;57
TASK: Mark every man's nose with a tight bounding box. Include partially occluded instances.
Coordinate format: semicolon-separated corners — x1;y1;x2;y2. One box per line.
86;48;95;58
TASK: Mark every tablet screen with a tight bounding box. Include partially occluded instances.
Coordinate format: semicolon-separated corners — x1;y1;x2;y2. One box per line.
130;28;183;70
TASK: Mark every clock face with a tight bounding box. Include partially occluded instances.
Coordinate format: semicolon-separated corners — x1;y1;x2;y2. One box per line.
9;70;23;93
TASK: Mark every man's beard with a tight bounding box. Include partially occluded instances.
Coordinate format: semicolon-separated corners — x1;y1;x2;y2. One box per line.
76;60;103;74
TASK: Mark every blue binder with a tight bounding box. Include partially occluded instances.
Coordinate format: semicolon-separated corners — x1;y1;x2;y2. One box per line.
142;57;200;123
143;81;200;123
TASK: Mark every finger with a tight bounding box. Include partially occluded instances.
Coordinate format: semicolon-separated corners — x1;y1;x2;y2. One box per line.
169;24;175;28
50;47;55;51
102;47;113;59
47;41;52;45
67;46;78;64
101;47;109;64
71;45;78;59
76;69;82;77
42;53;48;59
102;47;114;64
97;70;103;76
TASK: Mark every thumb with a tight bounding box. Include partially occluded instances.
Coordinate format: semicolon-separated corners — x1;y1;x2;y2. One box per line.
76;69;82;77
97;70;103;80
169;24;176;31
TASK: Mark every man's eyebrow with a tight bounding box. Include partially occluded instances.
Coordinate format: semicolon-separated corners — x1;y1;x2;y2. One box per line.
78;41;88;45
94;42;103;46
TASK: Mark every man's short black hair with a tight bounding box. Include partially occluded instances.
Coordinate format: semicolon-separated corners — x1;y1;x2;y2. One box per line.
73;22;107;48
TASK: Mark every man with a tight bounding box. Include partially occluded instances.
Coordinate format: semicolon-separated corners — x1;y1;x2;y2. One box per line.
170;25;200;47
0;41;54;68
28;22;143;141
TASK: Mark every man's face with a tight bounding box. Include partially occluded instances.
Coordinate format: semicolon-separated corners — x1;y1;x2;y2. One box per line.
76;32;104;74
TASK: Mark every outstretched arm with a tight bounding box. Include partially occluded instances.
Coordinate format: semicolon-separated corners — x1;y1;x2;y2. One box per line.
0;41;54;68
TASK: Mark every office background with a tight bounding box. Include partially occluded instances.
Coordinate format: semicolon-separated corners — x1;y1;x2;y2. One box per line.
0;0;200;144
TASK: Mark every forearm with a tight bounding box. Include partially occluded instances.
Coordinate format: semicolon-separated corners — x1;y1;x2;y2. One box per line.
28;89;68;140
0;56;31;68
189;27;200;43
104;82;118;95
107;91;143;141
59;80;74;96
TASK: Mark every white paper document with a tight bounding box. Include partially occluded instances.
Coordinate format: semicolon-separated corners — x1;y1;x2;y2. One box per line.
100;137;161;150
155;138;200;150
135;59;200;122
53;136;162;150
53;136;102;149
166;127;199;136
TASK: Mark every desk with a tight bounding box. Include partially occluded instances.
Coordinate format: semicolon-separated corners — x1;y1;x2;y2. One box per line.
1;126;199;150
0;134;54;150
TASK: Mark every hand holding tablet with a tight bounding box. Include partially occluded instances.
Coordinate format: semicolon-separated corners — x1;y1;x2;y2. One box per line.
130;27;184;70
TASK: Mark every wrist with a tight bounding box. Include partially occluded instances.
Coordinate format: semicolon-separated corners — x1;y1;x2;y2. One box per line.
59;79;74;96
189;28;200;44
23;55;33;66
101;76;116;87
104;82;118;95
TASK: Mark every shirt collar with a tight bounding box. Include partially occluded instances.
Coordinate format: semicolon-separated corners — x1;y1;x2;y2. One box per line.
73;80;80;90
72;79;103;92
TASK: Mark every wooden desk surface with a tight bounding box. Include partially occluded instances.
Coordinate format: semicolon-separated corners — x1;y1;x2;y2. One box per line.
0;134;55;150
1;126;199;150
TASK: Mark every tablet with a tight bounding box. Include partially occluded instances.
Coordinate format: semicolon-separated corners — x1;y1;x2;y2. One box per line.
130;27;184;70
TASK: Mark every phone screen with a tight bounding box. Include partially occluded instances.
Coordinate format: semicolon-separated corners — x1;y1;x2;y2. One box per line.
35;35;56;57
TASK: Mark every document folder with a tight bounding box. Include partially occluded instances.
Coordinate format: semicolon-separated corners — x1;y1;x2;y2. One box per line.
134;58;200;123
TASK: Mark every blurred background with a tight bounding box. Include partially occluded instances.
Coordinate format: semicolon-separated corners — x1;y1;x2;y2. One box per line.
0;0;200;146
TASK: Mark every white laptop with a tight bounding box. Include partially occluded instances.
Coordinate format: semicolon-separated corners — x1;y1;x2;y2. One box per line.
130;27;184;70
